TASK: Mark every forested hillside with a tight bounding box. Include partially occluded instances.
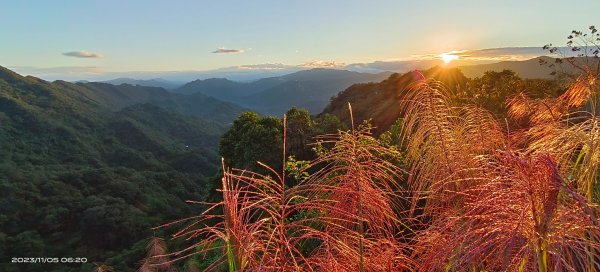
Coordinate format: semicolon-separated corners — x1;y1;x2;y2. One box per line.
322;67;565;134
0;66;229;271
56;81;246;123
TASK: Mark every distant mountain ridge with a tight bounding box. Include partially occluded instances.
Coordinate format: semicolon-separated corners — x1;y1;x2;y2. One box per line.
321;67;468;134
458;56;600;79
458;57;555;78
175;68;393;115
51;80;247;123
100;77;183;90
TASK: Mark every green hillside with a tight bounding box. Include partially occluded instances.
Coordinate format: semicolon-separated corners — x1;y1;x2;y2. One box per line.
0;67;227;271
322;66;565;134
56;81;246;123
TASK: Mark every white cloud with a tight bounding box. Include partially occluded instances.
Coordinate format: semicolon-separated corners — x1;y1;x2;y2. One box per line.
343;47;570;73
234;63;290;70
412;47;559;62
299;60;345;68
212;48;244;54
62;50;104;58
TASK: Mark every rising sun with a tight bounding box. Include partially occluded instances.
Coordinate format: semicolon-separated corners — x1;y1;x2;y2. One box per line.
440;52;459;64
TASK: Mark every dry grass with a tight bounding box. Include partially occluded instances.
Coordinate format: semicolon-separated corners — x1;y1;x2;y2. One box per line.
154;69;600;271
413;152;599;271
154;112;414;271
402;71;600;271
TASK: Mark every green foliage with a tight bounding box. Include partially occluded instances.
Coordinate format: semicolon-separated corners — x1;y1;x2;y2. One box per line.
0;67;228;272
379;118;403;148
59;81;246;124
285;156;310;182
458;70;563;118
322;67;565;134
219;112;284;171
315;113;347;134
220;108;346;172
286;108;317;160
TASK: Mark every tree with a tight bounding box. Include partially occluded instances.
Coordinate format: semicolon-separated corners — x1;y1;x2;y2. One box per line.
285;108;316;161
543;25;600;78
219;112;283;171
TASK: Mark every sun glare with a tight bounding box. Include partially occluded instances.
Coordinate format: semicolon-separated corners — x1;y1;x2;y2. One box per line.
440;52;459;64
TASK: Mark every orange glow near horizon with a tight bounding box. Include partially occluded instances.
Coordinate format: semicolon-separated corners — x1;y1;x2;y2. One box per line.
440;52;459;64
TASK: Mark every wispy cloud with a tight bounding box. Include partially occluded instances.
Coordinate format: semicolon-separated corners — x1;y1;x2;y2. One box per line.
9;66;104;81
212;48;244;54
344;47;563;73
413;47;551;62
299;60;346;68
13;46;571;82
233;63;290;70
345;59;439;73
62;50;104;58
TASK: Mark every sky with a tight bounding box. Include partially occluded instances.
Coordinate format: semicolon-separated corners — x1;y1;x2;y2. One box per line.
1;0;599;80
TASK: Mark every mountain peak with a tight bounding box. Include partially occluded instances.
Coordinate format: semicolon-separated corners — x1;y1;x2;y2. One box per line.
200;77;236;83
280;68;363;82
101;77;181;89
0;65;25;84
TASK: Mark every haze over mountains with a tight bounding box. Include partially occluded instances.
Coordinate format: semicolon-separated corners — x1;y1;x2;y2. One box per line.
99;78;183;90
83;56;576;116
0;54;585;271
174;68;393;114
64;81;246;123
9;46;565;83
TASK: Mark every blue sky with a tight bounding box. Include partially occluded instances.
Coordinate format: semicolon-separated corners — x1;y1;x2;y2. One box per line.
1;0;599;79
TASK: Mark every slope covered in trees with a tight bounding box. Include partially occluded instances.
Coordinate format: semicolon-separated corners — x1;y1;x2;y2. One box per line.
0;66;230;271
55;81;247;123
322;67;565;134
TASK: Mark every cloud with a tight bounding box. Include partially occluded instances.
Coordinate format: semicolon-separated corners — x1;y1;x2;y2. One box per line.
299;60;346;68
345;59;439;73
62;50;104;58
343;47;572;73
212;48;244;54
9;66;104;81
448;47;548;62
412;47;562;63
234;63;290;70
